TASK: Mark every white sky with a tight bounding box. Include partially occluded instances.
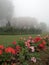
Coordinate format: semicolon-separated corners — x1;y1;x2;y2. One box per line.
12;0;49;25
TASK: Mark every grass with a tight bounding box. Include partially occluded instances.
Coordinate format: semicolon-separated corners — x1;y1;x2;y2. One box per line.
0;34;48;47
0;34;37;47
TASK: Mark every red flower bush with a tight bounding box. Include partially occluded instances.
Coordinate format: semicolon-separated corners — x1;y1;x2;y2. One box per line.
0;35;48;65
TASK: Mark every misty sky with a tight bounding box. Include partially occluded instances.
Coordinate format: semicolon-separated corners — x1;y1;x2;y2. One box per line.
12;0;49;25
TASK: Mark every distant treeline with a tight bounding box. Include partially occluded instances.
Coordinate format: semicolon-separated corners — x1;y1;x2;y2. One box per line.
0;26;42;35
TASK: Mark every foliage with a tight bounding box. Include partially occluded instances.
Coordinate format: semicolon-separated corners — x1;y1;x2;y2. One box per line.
0;24;42;35
0;35;49;65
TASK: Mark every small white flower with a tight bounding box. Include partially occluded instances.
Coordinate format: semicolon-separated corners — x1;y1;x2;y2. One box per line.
31;57;36;63
29;46;35;52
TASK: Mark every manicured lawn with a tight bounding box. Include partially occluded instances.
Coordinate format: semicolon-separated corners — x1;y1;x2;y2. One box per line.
0;34;48;46
0;34;36;46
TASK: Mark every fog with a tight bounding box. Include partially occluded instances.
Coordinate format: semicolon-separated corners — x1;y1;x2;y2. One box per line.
13;0;49;25
0;0;49;32
0;0;13;25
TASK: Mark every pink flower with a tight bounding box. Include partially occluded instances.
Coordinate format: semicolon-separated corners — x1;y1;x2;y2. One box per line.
29;46;35;52
31;57;36;63
27;40;31;43
31;39;35;43
28;36;32;39
24;42;30;48
27;42;30;48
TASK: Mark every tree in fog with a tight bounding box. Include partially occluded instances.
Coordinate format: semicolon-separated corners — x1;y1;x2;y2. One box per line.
0;0;14;21
11;17;38;28
39;22;47;32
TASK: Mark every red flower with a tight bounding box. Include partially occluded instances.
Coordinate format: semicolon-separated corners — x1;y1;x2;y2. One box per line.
4;63;7;65
15;46;21;54
42;40;46;45
16;46;21;50
27;42;30;48
5;47;15;54
34;37;41;43
0;50;3;55
39;44;43;47
12;41;16;45
0;45;4;49
38;44;45;49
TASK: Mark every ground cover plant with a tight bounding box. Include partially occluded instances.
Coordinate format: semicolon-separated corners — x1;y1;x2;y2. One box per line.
0;34;49;65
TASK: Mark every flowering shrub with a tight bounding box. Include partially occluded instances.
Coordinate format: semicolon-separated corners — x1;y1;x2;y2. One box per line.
0;35;49;65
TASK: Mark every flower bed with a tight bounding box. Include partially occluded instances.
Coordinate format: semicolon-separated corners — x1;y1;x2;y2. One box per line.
0;35;49;65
